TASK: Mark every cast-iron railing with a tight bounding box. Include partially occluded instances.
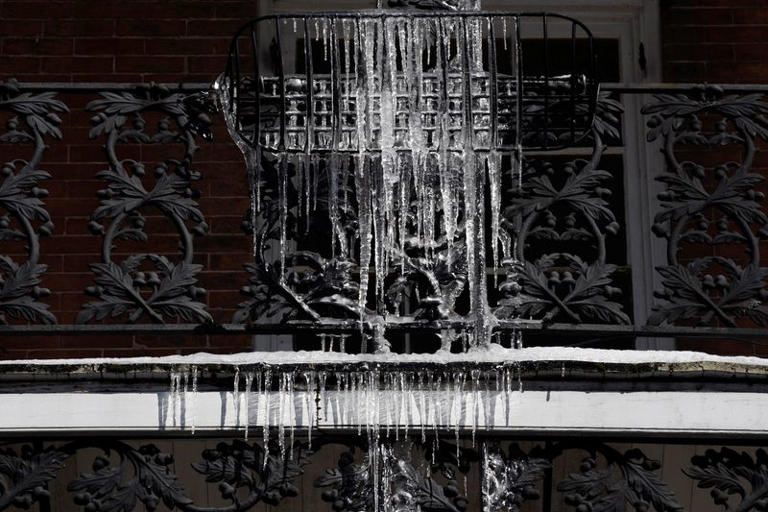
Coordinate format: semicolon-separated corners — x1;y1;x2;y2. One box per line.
1;79;767;350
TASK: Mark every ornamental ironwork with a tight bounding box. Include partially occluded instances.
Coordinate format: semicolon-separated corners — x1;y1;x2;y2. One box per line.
77;84;214;325
644;85;768;328
219;9;599;350
0;437;760;512
0;79;65;325
0;80;767;344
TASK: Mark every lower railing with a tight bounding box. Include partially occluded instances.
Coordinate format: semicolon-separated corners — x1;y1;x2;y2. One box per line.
0;434;760;512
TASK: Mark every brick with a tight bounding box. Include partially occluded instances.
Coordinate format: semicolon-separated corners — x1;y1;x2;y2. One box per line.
0;56;42;73
213;3;262;19
116;18;186;37
663;43;734;62
187;19;245;37
45;19;116;37
187;55;227;74
144;37;229;55
41;56;114;74
116;55;183;73
3;37;74;55
75;38;145;55
664;8;734;26
703;26;768;43
25;349;105;359
732;8;768;25
1;2;71;19
734;43;768;62
0;20;43;37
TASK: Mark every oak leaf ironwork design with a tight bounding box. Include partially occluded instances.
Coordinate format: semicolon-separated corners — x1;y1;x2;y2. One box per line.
644;86;768;327
79;84;212;324
0;79;66;324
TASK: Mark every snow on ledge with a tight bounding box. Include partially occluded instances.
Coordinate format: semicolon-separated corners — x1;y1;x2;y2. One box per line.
1;345;768;370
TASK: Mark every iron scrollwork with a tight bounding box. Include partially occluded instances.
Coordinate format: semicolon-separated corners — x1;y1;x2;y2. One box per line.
684;447;768;512
0;438;756;512
499;94;630;325
1;438;759;512
0;79;65;325
77;84;213;324
234;156;360;324
644;85;768;327
314;441;476;512
0;439;308;512
557;445;682;512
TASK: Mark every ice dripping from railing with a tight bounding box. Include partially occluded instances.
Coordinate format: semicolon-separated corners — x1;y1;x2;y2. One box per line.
209;1;537;508
216;9;527;351
168;363;530;510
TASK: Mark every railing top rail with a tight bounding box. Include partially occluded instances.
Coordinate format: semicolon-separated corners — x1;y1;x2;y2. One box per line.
11;81;768;94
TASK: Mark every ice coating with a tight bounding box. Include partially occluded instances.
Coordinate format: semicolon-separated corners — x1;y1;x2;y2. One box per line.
217;10;526;351
210;7;535;506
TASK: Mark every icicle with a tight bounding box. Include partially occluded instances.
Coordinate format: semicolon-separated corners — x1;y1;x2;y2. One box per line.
471;369;480;446
514;16;524;192
243;371;254;441
303;371;314;450
278;372;287;463
419;372;426;443
328;154;345;258
502;17;508;50
384;373;392;438
278;154;288;283
402;373;410;440
504;368;511;426
169;370;180;428
247;153;260;261
483;370;492;433
182;371;190;431
489;150;502;287
190;366;198;435
482;442;490;512
355;373;363;436
343;21;352;110
318;371;327;428
426;25;432;67
433;373;442;445
393;372;401;441
323;19;329;61
453;371;465;461
233;367;240;427
304;156;311;233
288;372;295;461
263;369;271;465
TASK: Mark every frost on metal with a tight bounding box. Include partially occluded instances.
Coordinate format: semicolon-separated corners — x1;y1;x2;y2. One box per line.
217;6;598;352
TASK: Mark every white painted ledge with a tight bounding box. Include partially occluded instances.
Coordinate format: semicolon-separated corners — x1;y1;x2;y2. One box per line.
1;389;766;436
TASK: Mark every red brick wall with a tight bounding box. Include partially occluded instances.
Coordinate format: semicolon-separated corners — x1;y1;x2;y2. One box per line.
662;0;768;83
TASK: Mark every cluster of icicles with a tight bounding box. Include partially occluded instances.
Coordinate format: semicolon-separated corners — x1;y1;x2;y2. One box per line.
216;6;525;351
168;365;524;511
168;365;524;450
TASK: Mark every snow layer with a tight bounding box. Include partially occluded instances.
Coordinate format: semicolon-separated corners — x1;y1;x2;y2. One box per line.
2;345;768;369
